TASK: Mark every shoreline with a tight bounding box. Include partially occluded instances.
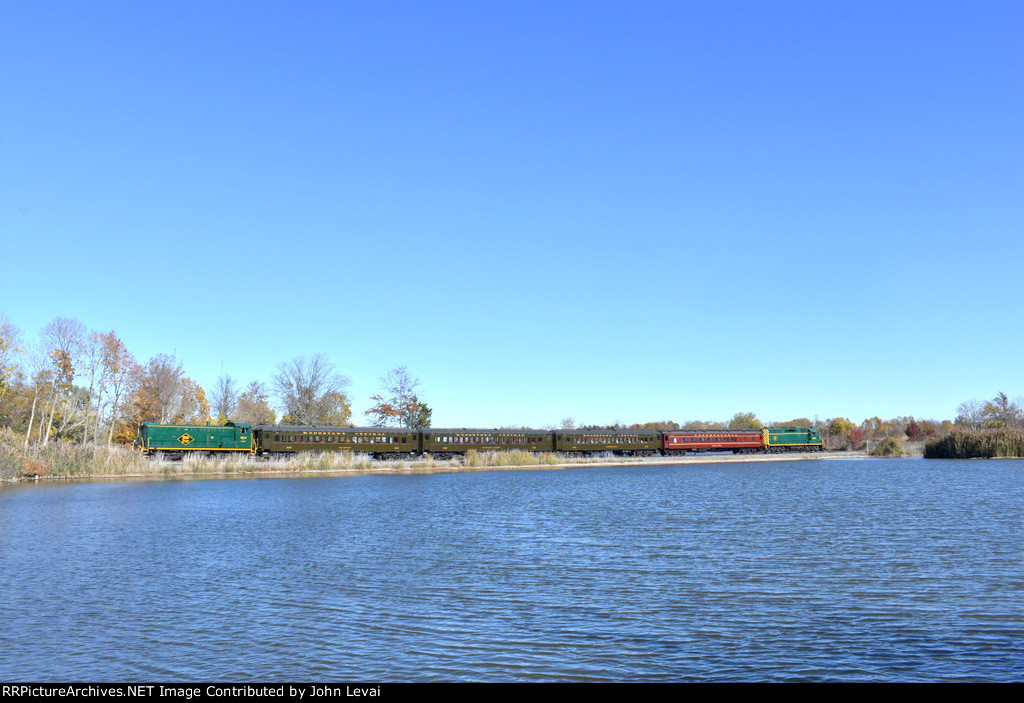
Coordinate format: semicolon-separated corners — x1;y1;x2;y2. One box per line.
6;450;879;484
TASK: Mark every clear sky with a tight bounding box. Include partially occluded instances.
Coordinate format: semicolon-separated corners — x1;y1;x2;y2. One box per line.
2;1;1021;428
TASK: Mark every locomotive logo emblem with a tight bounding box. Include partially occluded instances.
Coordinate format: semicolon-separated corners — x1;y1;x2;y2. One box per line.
178;433;195;446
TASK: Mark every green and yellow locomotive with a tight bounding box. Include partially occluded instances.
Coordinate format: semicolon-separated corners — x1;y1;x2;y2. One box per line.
135;421;255;458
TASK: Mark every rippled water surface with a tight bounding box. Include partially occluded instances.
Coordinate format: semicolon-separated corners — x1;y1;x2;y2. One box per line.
1;458;1022;681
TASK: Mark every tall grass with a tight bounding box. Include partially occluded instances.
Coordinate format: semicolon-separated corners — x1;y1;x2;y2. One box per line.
1;437;771;483
0;427;26;481
924;428;1024;459
464;449;545;467
280;450;373;472
462;449;592;467
0;427;151;479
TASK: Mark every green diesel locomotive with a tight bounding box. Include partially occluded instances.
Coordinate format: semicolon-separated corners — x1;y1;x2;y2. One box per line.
135;421;254;458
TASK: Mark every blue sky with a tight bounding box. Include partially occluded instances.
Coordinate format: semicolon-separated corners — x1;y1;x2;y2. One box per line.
2;1;1021;428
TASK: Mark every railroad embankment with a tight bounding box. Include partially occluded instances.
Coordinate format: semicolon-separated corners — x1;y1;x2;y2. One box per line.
1;434;872;483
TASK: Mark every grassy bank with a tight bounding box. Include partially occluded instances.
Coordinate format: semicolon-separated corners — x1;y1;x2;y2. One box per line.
0;429;600;481
1;427;149;480
0;431;439;480
924;428;1024;459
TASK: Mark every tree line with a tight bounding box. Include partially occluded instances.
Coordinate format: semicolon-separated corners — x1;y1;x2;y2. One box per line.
540;402;1024;453
1;312;1020;451
0;313;432;447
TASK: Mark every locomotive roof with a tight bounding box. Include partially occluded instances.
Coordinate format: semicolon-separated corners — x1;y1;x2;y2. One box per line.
141;421;251;429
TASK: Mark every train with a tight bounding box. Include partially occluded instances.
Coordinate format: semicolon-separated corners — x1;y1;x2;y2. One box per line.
135;422;824;459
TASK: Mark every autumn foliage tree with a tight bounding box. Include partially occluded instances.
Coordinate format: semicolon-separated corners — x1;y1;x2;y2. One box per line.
0;313;20;404
235;381;276;425
681;419;727;430
779;418;813;428
36;317;89;444
0;314;25;434
980;392;1024;429
629;420;680;430
905;419;923;440
97;332;137;444
823;416;856;449
127;354;210;426
848;428;866;448
728;412;763;429
364;365;432;428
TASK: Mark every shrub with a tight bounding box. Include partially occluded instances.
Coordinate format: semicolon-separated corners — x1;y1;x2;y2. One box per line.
870;437;904;457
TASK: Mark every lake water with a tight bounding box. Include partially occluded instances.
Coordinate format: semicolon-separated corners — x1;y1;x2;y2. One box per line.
1;458;1021;682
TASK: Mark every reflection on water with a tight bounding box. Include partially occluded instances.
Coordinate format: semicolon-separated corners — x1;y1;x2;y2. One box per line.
1;458;1021;681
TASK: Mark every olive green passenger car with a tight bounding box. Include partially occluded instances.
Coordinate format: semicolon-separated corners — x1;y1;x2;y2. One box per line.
555;429;661;456
136;421;254;457
421;429;555;458
254;425;419;458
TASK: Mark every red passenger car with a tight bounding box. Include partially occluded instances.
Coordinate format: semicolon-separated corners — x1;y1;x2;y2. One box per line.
662;429;764;454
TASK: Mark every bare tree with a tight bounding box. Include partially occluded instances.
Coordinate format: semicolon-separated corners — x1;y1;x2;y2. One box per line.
560;417;576;430
272;354;351;425
80;330;104;444
211;374;239;422
141;354;186;424
955;400;983;429
22;347;52;449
